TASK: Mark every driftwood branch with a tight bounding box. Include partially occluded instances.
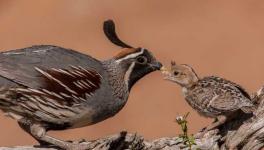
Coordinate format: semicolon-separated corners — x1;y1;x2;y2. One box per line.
0;131;219;150
2;86;264;150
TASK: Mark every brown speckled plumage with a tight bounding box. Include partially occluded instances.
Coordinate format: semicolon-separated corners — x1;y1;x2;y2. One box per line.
162;62;255;132
183;76;253;117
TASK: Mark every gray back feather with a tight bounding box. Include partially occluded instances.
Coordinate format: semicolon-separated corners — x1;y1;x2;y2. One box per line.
0;45;104;88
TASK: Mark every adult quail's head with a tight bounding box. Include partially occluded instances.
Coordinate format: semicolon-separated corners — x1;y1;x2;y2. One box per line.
162;61;198;88
104;20;162;90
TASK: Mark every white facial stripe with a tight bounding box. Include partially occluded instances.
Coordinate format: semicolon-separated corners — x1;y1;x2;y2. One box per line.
124;62;136;87
116;48;145;63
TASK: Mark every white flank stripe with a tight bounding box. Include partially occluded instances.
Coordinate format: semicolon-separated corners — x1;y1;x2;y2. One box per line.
28;88;45;95
80;80;91;88
79;97;86;102
98;73;103;78
70;65;79;70
85;93;92;97
74;82;85;89
44;96;69;108
74;70;86;77
20;103;33;110
15;88;31;93
77;81;87;88
73;96;86;102
58;69;75;77
33;95;46;104
78;66;88;72
42;89;52;95
50;91;64;99
23;94;36;101
70;71;82;77
35;67;78;95
85;69;96;77
60;92;71;98
87;80;96;87
79;66;103;79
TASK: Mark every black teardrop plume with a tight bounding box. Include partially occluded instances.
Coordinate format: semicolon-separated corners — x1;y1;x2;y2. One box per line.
103;20;133;48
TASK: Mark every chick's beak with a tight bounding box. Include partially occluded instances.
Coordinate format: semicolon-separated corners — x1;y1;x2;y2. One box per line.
160;66;167;72
160;66;171;80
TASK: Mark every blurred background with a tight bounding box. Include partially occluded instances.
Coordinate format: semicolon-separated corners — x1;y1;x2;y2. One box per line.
0;0;264;146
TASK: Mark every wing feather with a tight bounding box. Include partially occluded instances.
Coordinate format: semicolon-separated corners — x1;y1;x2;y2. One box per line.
15;66;102;106
209;95;240;112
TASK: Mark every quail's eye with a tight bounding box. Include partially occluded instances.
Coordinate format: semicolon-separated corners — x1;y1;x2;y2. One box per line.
173;71;179;76
136;56;148;64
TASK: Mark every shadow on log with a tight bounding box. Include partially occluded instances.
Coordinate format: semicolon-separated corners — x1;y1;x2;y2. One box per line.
2;86;264;150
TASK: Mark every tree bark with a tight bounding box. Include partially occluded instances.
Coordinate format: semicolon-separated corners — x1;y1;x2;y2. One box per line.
2;86;264;150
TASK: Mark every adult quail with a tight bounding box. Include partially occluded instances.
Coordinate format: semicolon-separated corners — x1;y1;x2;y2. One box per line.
161;62;255;132
0;20;162;149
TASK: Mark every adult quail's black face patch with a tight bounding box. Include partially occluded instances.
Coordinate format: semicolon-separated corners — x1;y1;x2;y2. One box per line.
113;47;162;90
127;48;162;90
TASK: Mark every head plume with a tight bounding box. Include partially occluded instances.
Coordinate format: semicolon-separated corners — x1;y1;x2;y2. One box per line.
103;20;133;48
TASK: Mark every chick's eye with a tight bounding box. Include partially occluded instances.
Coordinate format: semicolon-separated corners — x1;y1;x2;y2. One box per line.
173;71;179;76
136;56;148;64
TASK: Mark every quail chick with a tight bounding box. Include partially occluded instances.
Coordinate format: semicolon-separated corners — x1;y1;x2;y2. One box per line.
0;20;162;150
162;62;255;132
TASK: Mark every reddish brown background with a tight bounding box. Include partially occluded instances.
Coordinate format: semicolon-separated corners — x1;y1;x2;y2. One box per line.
0;0;264;146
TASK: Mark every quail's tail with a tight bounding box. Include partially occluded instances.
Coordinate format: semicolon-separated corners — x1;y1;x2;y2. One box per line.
0;88;11;106
0;88;22;119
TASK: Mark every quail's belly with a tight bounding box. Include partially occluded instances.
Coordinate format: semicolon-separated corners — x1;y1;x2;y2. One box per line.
185;97;220;118
71;89;128;128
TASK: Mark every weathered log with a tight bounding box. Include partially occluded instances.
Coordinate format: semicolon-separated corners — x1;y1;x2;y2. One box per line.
0;131;220;150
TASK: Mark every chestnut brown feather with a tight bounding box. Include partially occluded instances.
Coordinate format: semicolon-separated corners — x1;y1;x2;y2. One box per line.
29;66;102;106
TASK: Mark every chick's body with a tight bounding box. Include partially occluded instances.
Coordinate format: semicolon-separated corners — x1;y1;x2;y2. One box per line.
183;76;253;118
162;62;255;131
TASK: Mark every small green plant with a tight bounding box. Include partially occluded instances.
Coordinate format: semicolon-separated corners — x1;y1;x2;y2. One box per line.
176;112;196;150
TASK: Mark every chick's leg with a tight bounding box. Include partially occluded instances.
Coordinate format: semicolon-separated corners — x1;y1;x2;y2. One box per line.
206;115;227;131
195;115;227;138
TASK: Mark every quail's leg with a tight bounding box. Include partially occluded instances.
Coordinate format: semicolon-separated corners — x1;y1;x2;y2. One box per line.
18;119;89;150
195;115;226;138
205;115;227;131
18;119;51;146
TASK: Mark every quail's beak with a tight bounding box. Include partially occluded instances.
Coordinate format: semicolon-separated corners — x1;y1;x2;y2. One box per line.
151;62;163;70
